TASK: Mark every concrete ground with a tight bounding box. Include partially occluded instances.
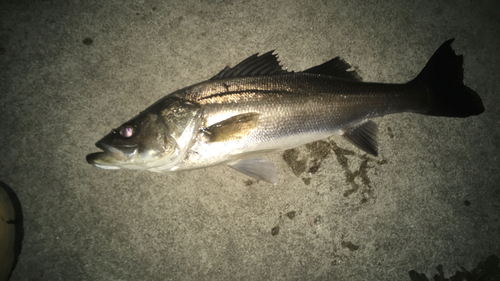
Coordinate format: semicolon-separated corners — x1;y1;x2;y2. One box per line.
1;0;499;280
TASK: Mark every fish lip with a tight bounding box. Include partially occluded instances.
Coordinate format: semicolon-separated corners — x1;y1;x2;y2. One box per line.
86;152;107;164
96;141;138;151
86;141;116;165
95;141;107;152
95;141;138;155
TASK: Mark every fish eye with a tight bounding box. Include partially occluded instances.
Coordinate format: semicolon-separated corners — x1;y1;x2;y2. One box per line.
119;125;135;138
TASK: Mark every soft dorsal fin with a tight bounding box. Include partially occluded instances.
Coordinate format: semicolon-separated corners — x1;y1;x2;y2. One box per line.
303;57;362;82
210;51;289;80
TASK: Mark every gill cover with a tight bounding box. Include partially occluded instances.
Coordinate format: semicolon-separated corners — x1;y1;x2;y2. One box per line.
151;97;203;171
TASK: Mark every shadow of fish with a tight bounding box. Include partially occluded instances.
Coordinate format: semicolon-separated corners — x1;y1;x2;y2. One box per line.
86;39;484;184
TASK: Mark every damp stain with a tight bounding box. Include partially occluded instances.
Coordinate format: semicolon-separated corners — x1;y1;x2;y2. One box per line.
330;141;370;197
169;16;184;29
82;37;93;46
313;215;322;224
281;139;387;201
282;141;332;185
286;211;296;220
282;148;307;176
305;140;333;176
305;140;333;170
387;126;394;138
331;141;387;201
341;241;359;251
271;226;280;236
272;210;299;236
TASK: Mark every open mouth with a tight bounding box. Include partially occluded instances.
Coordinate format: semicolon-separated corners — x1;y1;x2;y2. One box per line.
86;141;138;168
85;151;120;169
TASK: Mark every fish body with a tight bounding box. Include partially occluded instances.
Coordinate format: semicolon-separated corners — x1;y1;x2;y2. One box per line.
87;39;484;183
174;75;420;167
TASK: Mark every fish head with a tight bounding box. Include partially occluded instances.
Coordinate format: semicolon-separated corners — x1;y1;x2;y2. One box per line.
86;97;202;171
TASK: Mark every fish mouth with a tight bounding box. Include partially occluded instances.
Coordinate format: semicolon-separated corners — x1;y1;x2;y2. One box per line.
86;142;138;169
85;151;121;169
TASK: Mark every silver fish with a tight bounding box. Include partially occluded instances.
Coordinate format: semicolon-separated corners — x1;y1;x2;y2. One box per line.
86;39;484;183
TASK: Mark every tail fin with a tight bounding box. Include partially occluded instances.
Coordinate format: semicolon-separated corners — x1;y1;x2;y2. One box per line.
410;39;484;117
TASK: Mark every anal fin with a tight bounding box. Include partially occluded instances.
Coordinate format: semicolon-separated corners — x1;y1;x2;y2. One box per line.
228;157;279;184
343;120;378;156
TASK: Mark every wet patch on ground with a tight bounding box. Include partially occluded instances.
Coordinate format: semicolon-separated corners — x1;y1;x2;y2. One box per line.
341;241;359;251
282;148;307;177
282;141;333;185
243;179;254;186
387;126;394;139
271;208;300;236
271;225;280;236
282;139;387;202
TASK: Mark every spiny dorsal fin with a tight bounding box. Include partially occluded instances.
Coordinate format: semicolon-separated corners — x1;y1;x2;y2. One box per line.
303;57;362;82
210;51;289;80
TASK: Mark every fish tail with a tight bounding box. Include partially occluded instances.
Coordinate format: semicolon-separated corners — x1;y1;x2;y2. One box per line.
410;39;484;117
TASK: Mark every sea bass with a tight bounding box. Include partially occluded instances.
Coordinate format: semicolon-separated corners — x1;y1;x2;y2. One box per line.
86;39;484;184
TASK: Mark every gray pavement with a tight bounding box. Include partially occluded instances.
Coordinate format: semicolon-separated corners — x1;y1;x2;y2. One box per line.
1;0;499;280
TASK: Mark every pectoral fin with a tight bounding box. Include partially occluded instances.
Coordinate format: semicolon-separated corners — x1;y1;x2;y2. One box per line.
228;157;279;184
343;120;378;156
206;113;260;142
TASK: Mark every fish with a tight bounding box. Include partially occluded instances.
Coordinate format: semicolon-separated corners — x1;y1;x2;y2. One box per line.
86;39;484;184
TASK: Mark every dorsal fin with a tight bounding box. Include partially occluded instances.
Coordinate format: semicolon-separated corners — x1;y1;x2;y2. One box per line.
303;57;362;81
210;51;289;80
